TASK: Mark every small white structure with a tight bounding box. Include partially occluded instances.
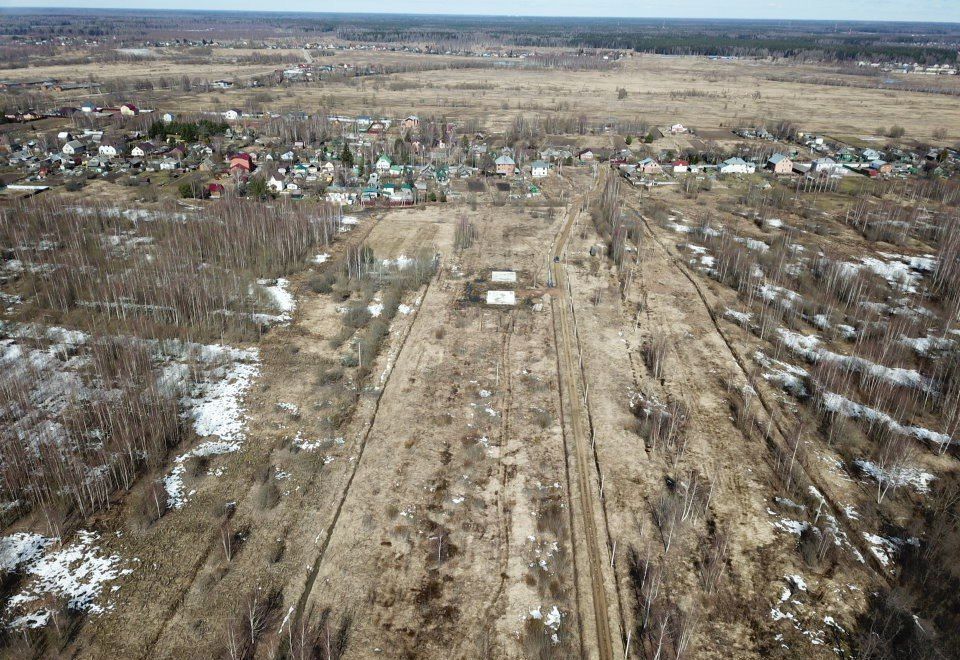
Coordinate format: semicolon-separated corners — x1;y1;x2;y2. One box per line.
267;176;286;193
486;290;516;306
491;271;517;283
811;157;843;175
375;154;393;173
530;160;550;178
222;109;242;121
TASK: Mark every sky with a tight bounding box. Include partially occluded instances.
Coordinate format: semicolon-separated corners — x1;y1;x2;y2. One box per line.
3;0;960;22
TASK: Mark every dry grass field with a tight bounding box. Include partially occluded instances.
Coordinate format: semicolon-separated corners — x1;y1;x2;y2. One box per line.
1;17;959;660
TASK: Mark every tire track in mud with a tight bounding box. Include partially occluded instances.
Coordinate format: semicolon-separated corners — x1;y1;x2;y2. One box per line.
140;212;383;659
550;178;622;660
565;260;630;652
289;264;442;631
633;206;894;585
480;311;515;642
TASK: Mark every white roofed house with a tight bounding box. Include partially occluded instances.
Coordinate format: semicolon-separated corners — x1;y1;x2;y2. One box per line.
222;109;242;121
719;157;756;174
811;156;843;175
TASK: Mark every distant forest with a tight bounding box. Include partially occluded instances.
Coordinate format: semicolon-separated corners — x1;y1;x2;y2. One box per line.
1;9;958;64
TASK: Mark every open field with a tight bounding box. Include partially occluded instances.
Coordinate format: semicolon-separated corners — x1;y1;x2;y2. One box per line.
18;53;955;144
0;9;959;660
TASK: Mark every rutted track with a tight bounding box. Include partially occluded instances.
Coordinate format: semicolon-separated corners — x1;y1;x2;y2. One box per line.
550;177;622;660
289;260;442;631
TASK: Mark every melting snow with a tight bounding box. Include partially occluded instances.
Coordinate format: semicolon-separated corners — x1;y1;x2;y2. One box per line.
821;391;953;449
167;346;260;508
258;278;296;322
778;329;931;390
5;531;132;627
0;533;56;573
854;459;935;495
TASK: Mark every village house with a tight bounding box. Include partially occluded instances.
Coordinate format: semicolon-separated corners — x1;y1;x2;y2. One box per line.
767;153;793;174
97;138;126;158
388;182;415;204
229;153;254;174
811;156;843;175
62;140;85;156
326;186;356;206
495;153;517;176
375;154;393;174
162;112;175;124
131;142;156;158
222;109;242;121
719;157;756;174
119;103;139;117
869;160;893;175
577;148;595;162
670;123;688;134
403;115;420;129
637;157;663;176
540;147;573;162
208;183;225;199
531;160;550;178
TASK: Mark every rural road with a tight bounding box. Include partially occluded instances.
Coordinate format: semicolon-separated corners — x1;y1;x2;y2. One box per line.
550;171;622;660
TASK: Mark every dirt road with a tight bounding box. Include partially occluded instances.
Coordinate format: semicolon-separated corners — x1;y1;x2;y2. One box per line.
550;172;623;660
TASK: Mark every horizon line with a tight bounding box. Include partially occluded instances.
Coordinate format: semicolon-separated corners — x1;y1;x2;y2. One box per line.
2;5;960;26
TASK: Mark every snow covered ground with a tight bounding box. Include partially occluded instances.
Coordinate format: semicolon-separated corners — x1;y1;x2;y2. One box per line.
2;531;133;628
257;278;296;324
167;346;261;509
820;391;952;449
777;329;931;391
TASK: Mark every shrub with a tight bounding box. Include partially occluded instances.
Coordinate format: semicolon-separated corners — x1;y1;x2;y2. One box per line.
134;479;169;528
342;303;371;329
